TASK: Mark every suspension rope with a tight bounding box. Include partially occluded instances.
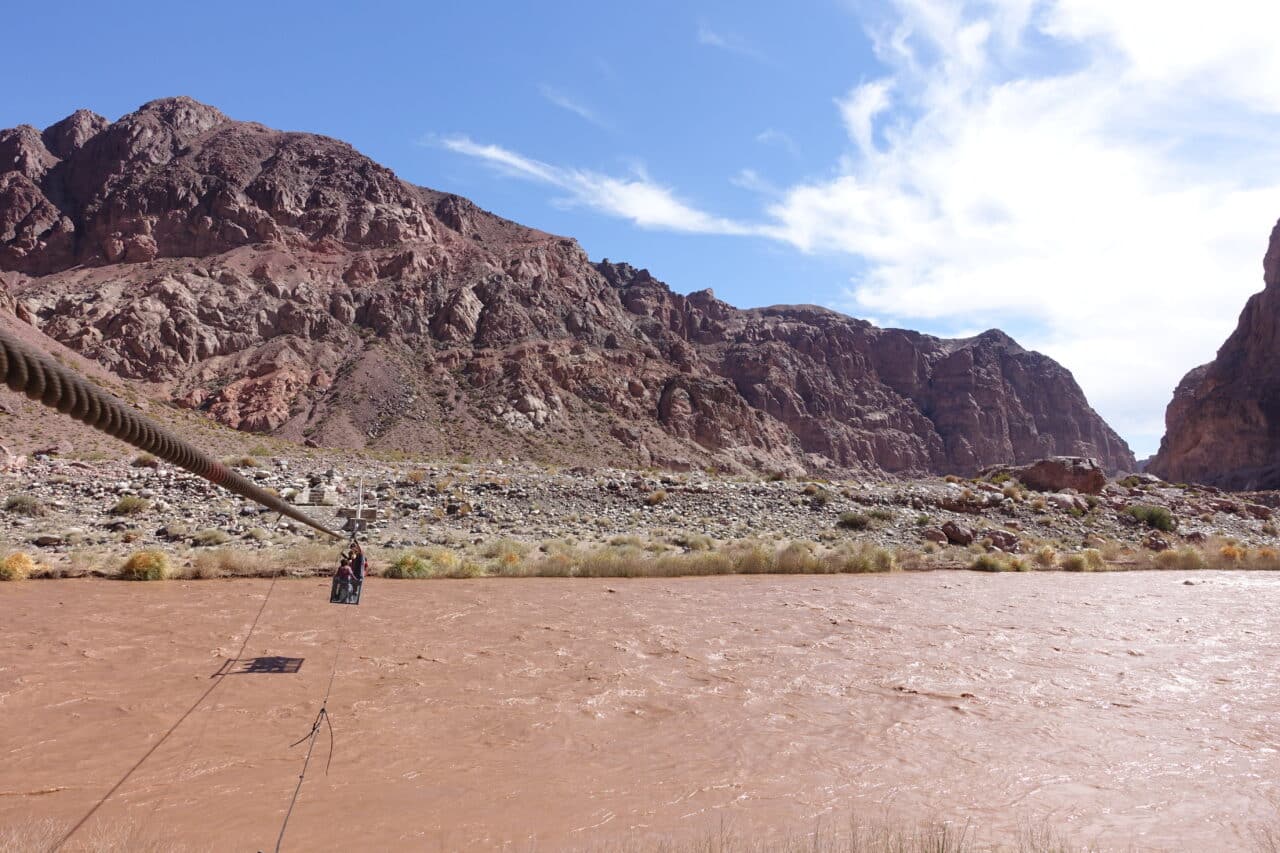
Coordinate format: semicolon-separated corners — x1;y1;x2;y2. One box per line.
273;605;350;852
51;573;284;852
0;327;341;539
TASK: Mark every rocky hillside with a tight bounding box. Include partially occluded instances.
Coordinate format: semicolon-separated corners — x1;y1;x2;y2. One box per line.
1150;218;1280;489
0;97;1134;475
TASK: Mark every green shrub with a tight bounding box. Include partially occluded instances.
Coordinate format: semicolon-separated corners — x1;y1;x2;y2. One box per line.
384;552;433;578
119;550;170;581
3;494;44;517
191;528;231;547
867;507;895;521
110;496;150;516
1125;504;1176;532
838;512;871;531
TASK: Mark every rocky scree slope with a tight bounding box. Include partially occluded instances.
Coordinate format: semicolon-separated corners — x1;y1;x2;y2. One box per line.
1151;217;1280;489
0;97;1133;475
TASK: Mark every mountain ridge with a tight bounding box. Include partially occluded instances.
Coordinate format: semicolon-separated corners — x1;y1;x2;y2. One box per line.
0;96;1135;475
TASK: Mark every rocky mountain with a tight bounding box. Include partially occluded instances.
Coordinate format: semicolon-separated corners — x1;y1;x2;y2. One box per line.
1150;218;1280;489
0;97;1134;475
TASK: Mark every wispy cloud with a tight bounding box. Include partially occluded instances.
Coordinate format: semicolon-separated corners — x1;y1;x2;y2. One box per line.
439;136;755;235
538;84;611;130
697;22;771;64
755;128;801;159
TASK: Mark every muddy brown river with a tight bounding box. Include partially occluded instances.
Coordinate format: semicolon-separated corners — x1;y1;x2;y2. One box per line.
2;572;1279;850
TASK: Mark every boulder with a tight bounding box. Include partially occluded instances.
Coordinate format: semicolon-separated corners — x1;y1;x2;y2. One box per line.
992;457;1107;495
942;520;975;546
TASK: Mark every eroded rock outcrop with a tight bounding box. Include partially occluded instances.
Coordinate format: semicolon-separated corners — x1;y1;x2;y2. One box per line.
0;97;1134;475
1150;218;1280;489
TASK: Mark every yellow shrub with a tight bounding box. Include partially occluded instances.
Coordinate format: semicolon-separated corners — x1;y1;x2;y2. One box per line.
119;550;170;581
0;552;34;581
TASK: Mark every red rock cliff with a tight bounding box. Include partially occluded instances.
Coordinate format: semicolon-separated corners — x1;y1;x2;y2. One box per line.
1150;218;1280;489
0;97;1133;475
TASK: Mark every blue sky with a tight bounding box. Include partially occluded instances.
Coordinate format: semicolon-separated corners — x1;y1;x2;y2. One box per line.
6;1;1280;458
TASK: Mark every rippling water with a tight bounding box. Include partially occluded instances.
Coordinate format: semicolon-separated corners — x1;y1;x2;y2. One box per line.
2;572;1278;850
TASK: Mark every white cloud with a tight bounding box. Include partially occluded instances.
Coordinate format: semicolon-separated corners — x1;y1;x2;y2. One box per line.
439;136;755;235
764;0;1280;455
837;79;893;155
538;85;611;130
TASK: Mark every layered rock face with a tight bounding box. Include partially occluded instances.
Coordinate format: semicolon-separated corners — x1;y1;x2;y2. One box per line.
1150;218;1280;489
0;97;1134;474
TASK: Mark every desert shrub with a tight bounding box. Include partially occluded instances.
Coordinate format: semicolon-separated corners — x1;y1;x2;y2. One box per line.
1059;549;1104;572
1033;545;1057;568
1219;544;1244;563
1154;547;1208;570
243;527;270;542
671;532;714;551
826;542;896;573
223;455;259;469
406;470;426;484
119;550;170;581
723;541;774;573
989;471;1011;485
247;443;273;457
131;453;160;468
609;534;643;548
838;512;871;531
191;528;231;547
1125;504;1175;532
480;538;531;560
110;496;150;516
1001;483;1023;501
915;514;931;527
385;552;432;578
944;474;962;484
191;548;264;578
1029;498;1048;513
1250;547;1280;570
645;490;668;506
1119;475;1145;488
970;553;1008;572
810;489;835;508
867;507;895;522
1;552;34;581
775;541;821;573
3;494;44;517
1263;522;1278;536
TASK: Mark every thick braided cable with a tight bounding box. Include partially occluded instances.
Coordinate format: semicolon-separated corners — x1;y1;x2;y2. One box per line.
0;327;341;539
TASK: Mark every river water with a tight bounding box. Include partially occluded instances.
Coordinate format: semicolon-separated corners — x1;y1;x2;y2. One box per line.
2;572;1278;850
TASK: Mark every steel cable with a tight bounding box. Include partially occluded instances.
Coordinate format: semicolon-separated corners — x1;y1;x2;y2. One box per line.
0;327;341;539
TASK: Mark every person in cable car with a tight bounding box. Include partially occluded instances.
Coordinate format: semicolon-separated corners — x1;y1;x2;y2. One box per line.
330;548;362;605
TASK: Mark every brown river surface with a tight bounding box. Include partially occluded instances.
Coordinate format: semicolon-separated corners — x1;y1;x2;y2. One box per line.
2;572;1279;851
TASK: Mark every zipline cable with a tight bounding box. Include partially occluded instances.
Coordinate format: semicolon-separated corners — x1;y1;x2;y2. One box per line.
273;604;351;852
0;327;341;539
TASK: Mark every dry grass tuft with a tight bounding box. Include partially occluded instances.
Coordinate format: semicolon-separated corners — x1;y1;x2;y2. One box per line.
645;489;669;506
3;494;45;517
109;495;150;516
